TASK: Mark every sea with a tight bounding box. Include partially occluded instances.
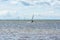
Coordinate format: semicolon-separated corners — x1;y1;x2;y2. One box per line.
0;20;60;40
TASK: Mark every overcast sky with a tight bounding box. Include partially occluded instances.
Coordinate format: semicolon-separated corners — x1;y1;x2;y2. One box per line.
0;0;60;20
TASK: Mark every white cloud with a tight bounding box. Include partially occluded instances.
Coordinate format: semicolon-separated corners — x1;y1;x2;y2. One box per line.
0;0;60;19
9;1;18;4
8;10;17;16
38;9;60;17
0;10;8;16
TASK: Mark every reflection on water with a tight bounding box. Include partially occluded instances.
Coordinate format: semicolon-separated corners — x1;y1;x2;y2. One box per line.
0;32;60;40
0;20;60;29
0;20;60;40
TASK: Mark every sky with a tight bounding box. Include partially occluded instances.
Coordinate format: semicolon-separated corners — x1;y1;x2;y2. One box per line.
0;0;60;20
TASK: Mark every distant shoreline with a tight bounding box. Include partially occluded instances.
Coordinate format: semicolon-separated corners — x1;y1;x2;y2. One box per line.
0;20;60;23
0;19;60;21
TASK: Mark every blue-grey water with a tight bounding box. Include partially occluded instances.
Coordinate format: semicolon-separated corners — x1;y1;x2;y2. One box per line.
0;20;60;40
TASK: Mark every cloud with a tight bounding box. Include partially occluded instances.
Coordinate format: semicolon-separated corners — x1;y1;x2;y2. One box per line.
9;0;19;5
21;1;31;6
0;0;60;19
0;10;8;16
